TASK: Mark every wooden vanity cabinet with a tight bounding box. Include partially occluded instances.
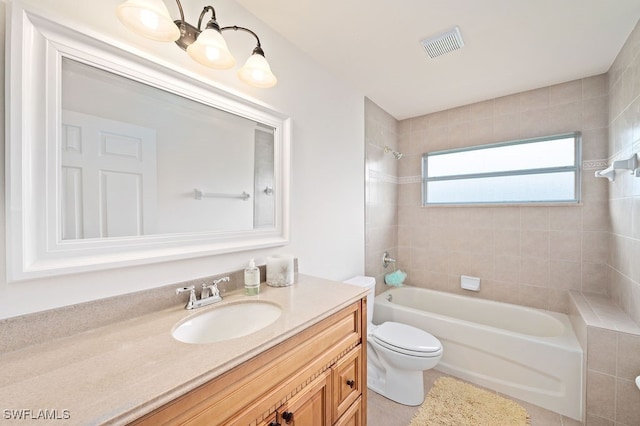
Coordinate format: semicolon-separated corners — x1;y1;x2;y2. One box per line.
276;370;331;425
130;299;367;426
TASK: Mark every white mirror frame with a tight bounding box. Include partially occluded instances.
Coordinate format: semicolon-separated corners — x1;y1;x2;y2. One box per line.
5;2;291;281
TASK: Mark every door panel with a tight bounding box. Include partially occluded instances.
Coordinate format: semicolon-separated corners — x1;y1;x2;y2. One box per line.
61;110;157;239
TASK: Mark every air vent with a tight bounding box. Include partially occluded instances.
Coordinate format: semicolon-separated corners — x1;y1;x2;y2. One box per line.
421;26;464;59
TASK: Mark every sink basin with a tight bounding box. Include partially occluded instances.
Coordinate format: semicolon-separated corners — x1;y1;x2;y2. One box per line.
172;301;282;344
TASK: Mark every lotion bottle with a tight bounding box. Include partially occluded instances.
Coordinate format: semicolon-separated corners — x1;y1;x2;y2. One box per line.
244;259;260;296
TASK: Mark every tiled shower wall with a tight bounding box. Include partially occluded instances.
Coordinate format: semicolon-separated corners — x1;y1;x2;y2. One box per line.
392;75;609;314
607;18;640;325
364;99;400;294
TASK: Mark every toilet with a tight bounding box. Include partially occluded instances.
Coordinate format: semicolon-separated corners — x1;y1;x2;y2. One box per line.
344;276;442;406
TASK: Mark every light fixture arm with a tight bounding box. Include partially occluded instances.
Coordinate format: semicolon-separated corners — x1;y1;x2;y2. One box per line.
197;6;219;31
173;0;186;24
221;25;265;56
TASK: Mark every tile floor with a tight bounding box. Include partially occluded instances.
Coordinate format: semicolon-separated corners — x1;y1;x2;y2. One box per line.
367;369;584;426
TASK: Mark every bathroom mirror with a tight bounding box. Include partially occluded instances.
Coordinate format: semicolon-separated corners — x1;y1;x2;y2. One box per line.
5;4;291;281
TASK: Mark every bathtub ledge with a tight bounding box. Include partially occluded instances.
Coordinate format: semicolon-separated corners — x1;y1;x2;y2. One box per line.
569;290;640;335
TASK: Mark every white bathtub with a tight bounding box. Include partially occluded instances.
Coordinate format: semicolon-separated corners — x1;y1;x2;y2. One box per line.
373;286;583;421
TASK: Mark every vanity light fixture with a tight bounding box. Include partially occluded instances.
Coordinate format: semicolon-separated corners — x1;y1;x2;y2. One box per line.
116;0;277;88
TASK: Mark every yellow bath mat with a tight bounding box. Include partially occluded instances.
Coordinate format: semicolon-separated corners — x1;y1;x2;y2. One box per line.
408;376;531;426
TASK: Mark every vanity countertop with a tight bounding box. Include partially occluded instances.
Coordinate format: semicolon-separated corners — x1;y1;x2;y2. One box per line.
0;274;367;425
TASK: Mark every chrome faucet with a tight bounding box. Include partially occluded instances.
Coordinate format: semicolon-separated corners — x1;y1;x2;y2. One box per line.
176;276;228;310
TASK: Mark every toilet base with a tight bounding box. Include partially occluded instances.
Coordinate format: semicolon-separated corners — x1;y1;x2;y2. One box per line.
367;358;426;406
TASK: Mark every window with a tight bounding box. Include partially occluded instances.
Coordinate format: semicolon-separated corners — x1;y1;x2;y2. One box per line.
422;133;581;205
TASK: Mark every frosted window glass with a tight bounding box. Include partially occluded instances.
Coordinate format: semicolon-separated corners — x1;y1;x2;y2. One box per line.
426;172;577;204
427;137;575;177
423;133;580;205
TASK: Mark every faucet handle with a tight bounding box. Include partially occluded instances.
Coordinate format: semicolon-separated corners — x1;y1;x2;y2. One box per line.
176;285;195;295
176;285;197;309
213;276;230;285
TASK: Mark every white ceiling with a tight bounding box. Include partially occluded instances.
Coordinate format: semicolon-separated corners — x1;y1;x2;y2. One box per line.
236;0;640;120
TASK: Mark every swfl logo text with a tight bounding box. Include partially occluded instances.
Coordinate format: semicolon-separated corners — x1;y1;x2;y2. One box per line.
3;409;71;420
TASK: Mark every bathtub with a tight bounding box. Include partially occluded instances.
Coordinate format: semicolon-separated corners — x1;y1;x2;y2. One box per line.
372;286;583;421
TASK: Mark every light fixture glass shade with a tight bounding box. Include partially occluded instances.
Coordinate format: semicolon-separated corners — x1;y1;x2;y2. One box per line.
186;29;236;69
238;53;277;88
116;0;180;42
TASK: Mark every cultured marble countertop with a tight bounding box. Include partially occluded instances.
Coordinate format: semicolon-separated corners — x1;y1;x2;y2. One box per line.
0;275;367;425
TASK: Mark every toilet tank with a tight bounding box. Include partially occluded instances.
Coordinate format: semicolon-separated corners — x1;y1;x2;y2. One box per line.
343;276;376;325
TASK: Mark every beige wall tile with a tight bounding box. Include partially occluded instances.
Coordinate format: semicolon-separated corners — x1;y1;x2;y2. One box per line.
495;255;521;282
583;201;611;232
493;113;521;142
581;263;608;294
548;288;570;313
470;99;495;121
495;229;521;256
549;101;583;134
583;96;609;130
549;231;582;262
581;127;609;160
492;280;520;305
615;378;640;425
520;87;550;111
521;230;550;258
520;256;549;287
583;74;608;99
550;79;583;105
549;206;583;231
616;332;640;380
587;327;617;375
493;207;521;229
582;231;609;263
586;371;615;420
519;284;548;309
521;208;550;230
494;93;520;116
520;107;552;137
549;260;581;290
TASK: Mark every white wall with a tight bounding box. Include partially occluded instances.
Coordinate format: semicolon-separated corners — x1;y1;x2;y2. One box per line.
0;0;365;319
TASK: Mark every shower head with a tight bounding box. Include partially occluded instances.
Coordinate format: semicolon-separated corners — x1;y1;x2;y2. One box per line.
384;146;403;160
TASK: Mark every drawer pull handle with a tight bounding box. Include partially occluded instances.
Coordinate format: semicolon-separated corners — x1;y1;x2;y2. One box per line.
268;423;281;426
346;379;355;388
282;411;293;423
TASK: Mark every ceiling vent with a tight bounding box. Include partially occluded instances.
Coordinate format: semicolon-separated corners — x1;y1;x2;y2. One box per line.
421;26;464;59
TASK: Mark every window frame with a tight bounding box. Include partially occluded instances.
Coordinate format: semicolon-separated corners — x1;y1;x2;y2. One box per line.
421;132;582;206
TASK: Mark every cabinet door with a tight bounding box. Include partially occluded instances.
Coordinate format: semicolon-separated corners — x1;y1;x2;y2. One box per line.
333;396;362;426
332;346;361;422
279;371;331;426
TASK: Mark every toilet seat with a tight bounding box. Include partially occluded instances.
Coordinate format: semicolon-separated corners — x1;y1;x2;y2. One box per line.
371;322;442;358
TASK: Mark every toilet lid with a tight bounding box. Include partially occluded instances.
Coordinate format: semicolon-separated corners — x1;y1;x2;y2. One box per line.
372;322;442;356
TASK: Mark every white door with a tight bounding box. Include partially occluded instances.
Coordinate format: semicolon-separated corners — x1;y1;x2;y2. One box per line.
61;110;157;239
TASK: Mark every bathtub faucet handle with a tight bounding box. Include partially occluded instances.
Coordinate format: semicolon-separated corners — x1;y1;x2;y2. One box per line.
382;251;397;268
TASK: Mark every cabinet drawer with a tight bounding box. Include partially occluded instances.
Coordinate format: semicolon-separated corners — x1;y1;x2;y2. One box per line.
334;396;362;426
332;346;361;422
257;413;279;426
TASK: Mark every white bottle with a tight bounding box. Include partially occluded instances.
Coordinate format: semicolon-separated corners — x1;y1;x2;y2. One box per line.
244;259;260;296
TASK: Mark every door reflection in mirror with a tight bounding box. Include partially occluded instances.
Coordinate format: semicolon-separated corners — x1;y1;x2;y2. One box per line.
60;58;275;239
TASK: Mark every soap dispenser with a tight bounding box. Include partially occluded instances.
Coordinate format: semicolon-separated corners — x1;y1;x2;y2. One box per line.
244;259;260;296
